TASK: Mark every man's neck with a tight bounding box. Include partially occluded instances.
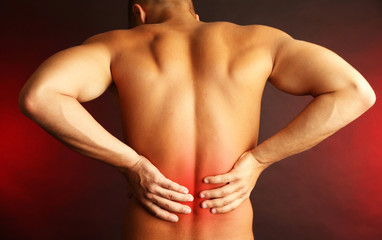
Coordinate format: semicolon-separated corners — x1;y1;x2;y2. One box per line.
145;5;197;26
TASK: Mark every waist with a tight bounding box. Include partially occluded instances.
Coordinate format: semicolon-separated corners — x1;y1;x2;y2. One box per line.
122;150;254;239
137;147;245;201
122;198;254;240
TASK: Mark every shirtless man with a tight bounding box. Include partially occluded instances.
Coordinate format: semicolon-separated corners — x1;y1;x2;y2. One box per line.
18;0;375;239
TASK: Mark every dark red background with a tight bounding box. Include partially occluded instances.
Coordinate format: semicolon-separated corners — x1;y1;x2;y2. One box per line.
0;0;381;239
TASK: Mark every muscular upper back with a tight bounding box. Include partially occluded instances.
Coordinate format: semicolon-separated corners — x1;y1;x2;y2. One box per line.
109;22;273;148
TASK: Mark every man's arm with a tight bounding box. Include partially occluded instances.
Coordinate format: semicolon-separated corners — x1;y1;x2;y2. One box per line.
19;36;134;167
253;35;376;163
19;35;193;222
200;33;376;213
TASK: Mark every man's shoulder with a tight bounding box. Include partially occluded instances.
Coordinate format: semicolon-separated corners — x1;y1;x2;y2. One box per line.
207;22;292;51
206;22;291;42
242;24;291;40
83;29;132;45
210;22;285;33
81;29;146;54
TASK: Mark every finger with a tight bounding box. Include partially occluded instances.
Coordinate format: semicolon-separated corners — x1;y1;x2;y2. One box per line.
141;198;179;223
155;187;194;202
159;177;189;194
146;193;192;214
210;198;243;214
199;182;239;198
203;171;238;184
201;191;240;209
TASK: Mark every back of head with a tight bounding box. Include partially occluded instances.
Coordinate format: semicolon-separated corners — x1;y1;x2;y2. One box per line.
128;0;195;28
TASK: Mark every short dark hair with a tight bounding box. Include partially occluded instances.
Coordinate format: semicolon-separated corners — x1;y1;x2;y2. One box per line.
128;0;195;28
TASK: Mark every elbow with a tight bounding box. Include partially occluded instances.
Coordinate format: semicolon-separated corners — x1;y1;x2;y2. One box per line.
359;83;376;110
18;86;46;118
19;89;36;117
352;79;376;112
365;89;376;109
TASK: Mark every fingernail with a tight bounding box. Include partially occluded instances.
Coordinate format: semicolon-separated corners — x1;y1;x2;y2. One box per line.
185;207;191;214
202;203;207;208
188;195;194;201
171;216;179;222
211;209;217;214
204;179;209;183
200;193;205;198
183;189;189;194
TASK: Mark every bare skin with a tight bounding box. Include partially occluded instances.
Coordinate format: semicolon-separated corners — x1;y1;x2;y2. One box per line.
19;1;375;240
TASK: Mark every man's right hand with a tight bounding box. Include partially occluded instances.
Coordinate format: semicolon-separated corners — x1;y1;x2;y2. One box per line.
120;156;194;223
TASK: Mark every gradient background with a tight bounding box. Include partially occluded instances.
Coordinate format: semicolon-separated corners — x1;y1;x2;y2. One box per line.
0;0;381;239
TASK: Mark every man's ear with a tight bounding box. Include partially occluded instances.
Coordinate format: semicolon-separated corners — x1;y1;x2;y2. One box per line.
133;4;147;24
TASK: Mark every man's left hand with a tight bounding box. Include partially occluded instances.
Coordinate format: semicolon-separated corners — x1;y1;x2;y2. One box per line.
199;150;271;214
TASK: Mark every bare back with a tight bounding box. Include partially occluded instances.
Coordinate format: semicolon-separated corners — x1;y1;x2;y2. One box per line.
108;22;275;239
19;2;375;238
